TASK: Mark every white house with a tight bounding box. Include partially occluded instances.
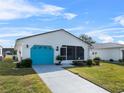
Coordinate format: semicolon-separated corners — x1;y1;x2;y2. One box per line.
90;43;124;61
15;29;90;65
0;46;2;60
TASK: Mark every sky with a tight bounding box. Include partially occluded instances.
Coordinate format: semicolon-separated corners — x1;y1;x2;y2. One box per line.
0;0;124;47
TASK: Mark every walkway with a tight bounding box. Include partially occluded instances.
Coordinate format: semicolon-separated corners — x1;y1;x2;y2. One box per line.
33;65;110;93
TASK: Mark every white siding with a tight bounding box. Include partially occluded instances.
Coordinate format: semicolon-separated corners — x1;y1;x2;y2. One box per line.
15;41;23;61
15;30;89;63
120;48;124;59
90;48;122;60
0;47;2;56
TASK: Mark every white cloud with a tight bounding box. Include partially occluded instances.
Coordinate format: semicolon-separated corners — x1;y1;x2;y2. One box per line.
112;35;124;38
0;0;39;20
63;13;77;20
41;4;64;16
98;34;114;43
0;39;14;47
0;26;51;32
0;31;33;38
0;0;77;20
66;26;84;31
0;39;10;43
118;40;124;44
0;26;55;38
86;31;114;43
0;26;54;47
114;15;124;26
85;27;124;43
85;25;124;43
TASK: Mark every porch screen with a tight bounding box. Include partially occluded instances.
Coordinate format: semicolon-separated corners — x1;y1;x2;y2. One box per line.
60;45;84;60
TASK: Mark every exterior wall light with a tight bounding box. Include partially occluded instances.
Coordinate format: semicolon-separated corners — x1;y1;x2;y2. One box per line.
26;44;29;48
56;46;59;51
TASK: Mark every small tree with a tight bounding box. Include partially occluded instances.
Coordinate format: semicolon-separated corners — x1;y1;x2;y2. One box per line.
93;57;101;66
79;34;95;44
87;59;93;66
56;55;63;65
13;50;17;55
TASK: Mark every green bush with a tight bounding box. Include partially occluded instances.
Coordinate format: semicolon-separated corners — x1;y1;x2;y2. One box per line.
72;61;86;66
87;59;93;66
93;57;101;61
118;59;123;62
118;59;124;63
93;57;101;65
109;59;114;62
3;57;13;62
21;58;32;68
16;62;21;68
56;55;63;61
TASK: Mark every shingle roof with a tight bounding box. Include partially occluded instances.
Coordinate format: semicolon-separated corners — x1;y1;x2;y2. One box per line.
15;29;90;45
92;43;124;49
16;29;63;41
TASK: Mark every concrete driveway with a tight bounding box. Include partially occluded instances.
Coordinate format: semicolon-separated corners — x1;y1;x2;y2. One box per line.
33;65;110;93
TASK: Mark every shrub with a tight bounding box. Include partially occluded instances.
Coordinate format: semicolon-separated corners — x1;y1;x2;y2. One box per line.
118;59;123;62
13;56;18;61
21;58;32;68
93;57;101;61
72;61;86;66
93;57;101;65
0;56;2;61
87;59;93;66
3;57;13;62
109;59;114;62
16;62;21;68
56;55;63;61
55;55;63;65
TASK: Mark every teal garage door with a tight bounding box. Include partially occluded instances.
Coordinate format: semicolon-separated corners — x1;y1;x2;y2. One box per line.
31;45;54;65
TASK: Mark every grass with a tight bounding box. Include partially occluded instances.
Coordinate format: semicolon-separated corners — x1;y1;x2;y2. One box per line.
66;62;124;93
0;62;51;93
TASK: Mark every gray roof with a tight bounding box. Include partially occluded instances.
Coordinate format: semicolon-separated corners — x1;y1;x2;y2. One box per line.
15;29;90;45
92;43;124;49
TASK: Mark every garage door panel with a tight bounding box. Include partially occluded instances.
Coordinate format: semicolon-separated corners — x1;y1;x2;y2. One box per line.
31;45;54;65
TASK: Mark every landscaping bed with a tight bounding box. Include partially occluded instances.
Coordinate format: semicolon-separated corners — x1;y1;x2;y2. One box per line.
66;62;124;93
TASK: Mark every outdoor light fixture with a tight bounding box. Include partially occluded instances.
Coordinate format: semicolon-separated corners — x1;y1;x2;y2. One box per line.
56;46;59;51
26;44;29;48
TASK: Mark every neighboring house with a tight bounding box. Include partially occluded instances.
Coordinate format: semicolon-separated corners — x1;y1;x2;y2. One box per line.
15;29;90;65
2;48;14;57
0;46;14;60
0;46;3;60
90;43;124;61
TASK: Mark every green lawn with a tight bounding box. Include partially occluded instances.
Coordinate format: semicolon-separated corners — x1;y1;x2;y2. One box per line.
66;62;124;93
0;62;51;93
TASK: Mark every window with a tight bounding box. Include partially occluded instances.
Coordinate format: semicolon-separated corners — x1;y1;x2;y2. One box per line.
60;48;66;60
76;47;84;60
60;48;66;56
67;46;75;60
60;45;84;60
